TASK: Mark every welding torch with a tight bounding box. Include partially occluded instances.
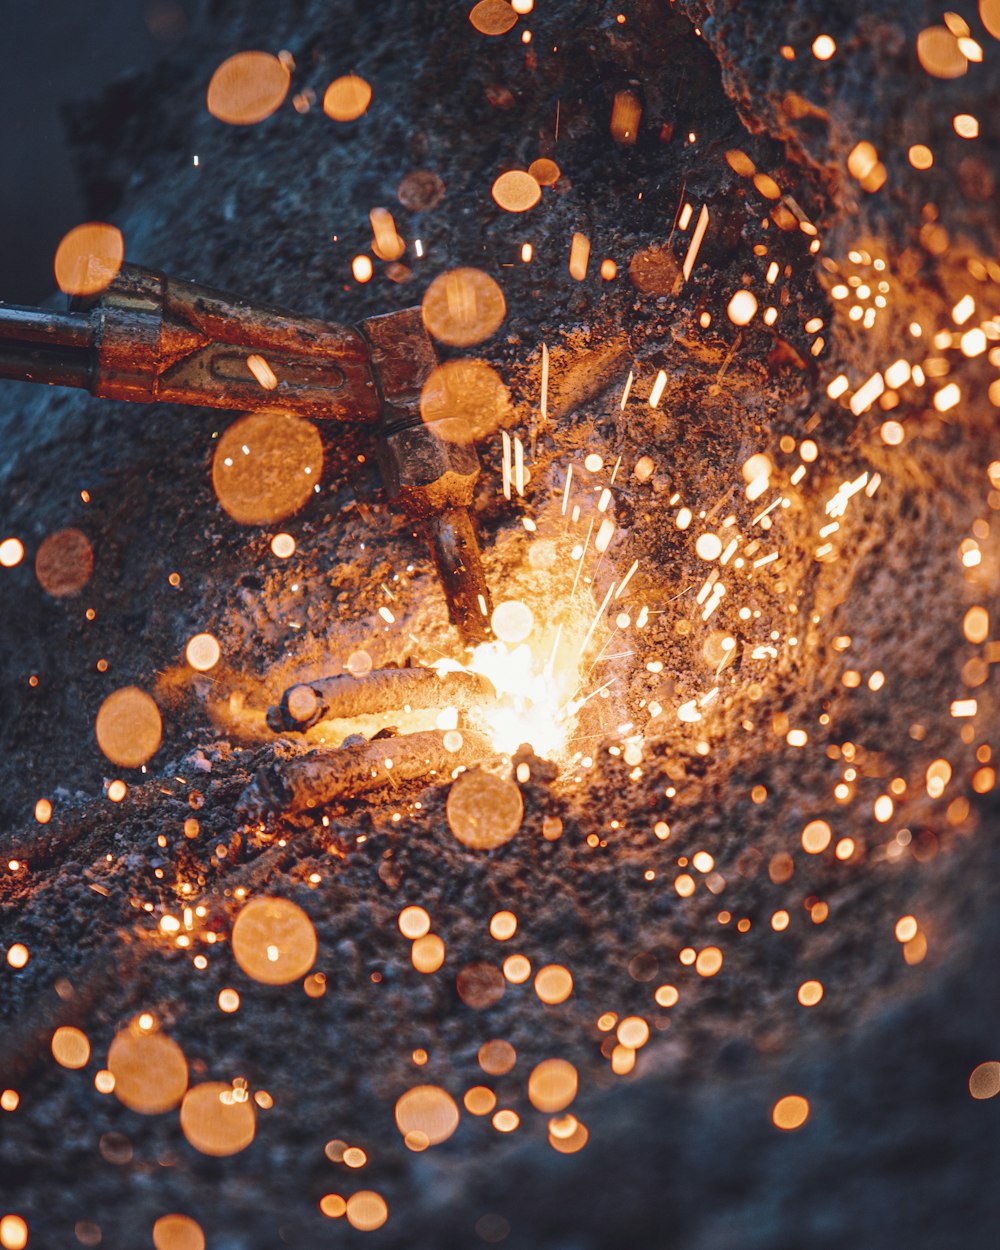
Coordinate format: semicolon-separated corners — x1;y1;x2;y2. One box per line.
0;264;493;643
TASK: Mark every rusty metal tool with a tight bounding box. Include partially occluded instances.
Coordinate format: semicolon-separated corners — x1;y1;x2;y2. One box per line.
0;264;493;642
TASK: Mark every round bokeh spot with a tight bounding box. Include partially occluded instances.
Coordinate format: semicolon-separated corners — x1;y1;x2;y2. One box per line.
207;51;290;125
35;528;94;597
95;687;162;769
212;411;323;525
421;268;506;348
446;769;523;850
231;896;317;985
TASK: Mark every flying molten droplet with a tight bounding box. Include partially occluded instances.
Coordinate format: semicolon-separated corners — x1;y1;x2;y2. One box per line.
469;0;518;35
534;964;573;1004
727;290;758;325
231;896;317;985
108;1027;189;1113
95;687;162;768
446;769;523;850
528;1058;578;1112
422;268;506;347
394;1085;460;1146
969;1061;1000;1100
0;537;24;567
397;169;446;211
54;222;124;296
694;533;722;561
772;1094;810;1130
490;599;534;643
35;528;94;597
345;1192;389;1232
916;26;968;78
528;157;560;186
207;51;290;125
322;75;372;121
152;1214;205;1250
180;1082;256;1156
185;633;221;672
212;411;323;525
420;359;511;442
492;170;541;212
51;1026;91;1070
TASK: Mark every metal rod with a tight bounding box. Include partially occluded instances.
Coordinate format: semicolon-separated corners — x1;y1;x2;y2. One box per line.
242;728;493;814
268;667;495;733
0;343;94;389
0;304;95;349
424;509;493;644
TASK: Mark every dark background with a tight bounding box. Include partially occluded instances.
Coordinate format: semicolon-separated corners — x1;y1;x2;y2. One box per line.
1;0;192;304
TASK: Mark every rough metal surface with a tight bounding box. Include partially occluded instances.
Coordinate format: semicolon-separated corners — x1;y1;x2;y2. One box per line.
2;1;999;1247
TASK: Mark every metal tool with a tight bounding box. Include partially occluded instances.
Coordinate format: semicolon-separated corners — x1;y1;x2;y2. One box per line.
0;264;493;642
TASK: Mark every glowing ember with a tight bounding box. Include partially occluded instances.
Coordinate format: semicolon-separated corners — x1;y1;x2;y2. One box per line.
321;75;372;122
95;687;162;768
152;1215;206;1250
207;52;290;125
212;412;323;525
185;633;221;672
180;1082;256;1156
108;1025;188;1114
446;769;523;849
51;1027;90;1070
394;1085;460;1147
231;897;317;985
53;222;123;296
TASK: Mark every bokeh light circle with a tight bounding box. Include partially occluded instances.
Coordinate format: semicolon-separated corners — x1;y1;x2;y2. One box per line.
394;1085;460;1146
231;896;317;985
108;1027;189;1114
322;75;372;121
420;359;511;442
212;411;323;525
421;268;506;347
446;769;523;850
95;687;162;768
152;1214;205;1250
180;1082;256;1156
207;52;290;125
35;528;94;597
54;223;124;296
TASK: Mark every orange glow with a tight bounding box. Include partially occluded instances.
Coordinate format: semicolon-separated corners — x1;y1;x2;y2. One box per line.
345;1192;388;1232
322;75;372;122
152;1214;206;1250
51;1027;90;1070
95;687;162;768
492;170;541;212
0;538;24;567
212;411;323;524
772;1095;810;1130
394;1085;459;1146
180;1082;255;1157
231;896;317;985
186;633;221;672
54;222;123;296
207;52;290;125
108;1025;188;1114
421;268;506;347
